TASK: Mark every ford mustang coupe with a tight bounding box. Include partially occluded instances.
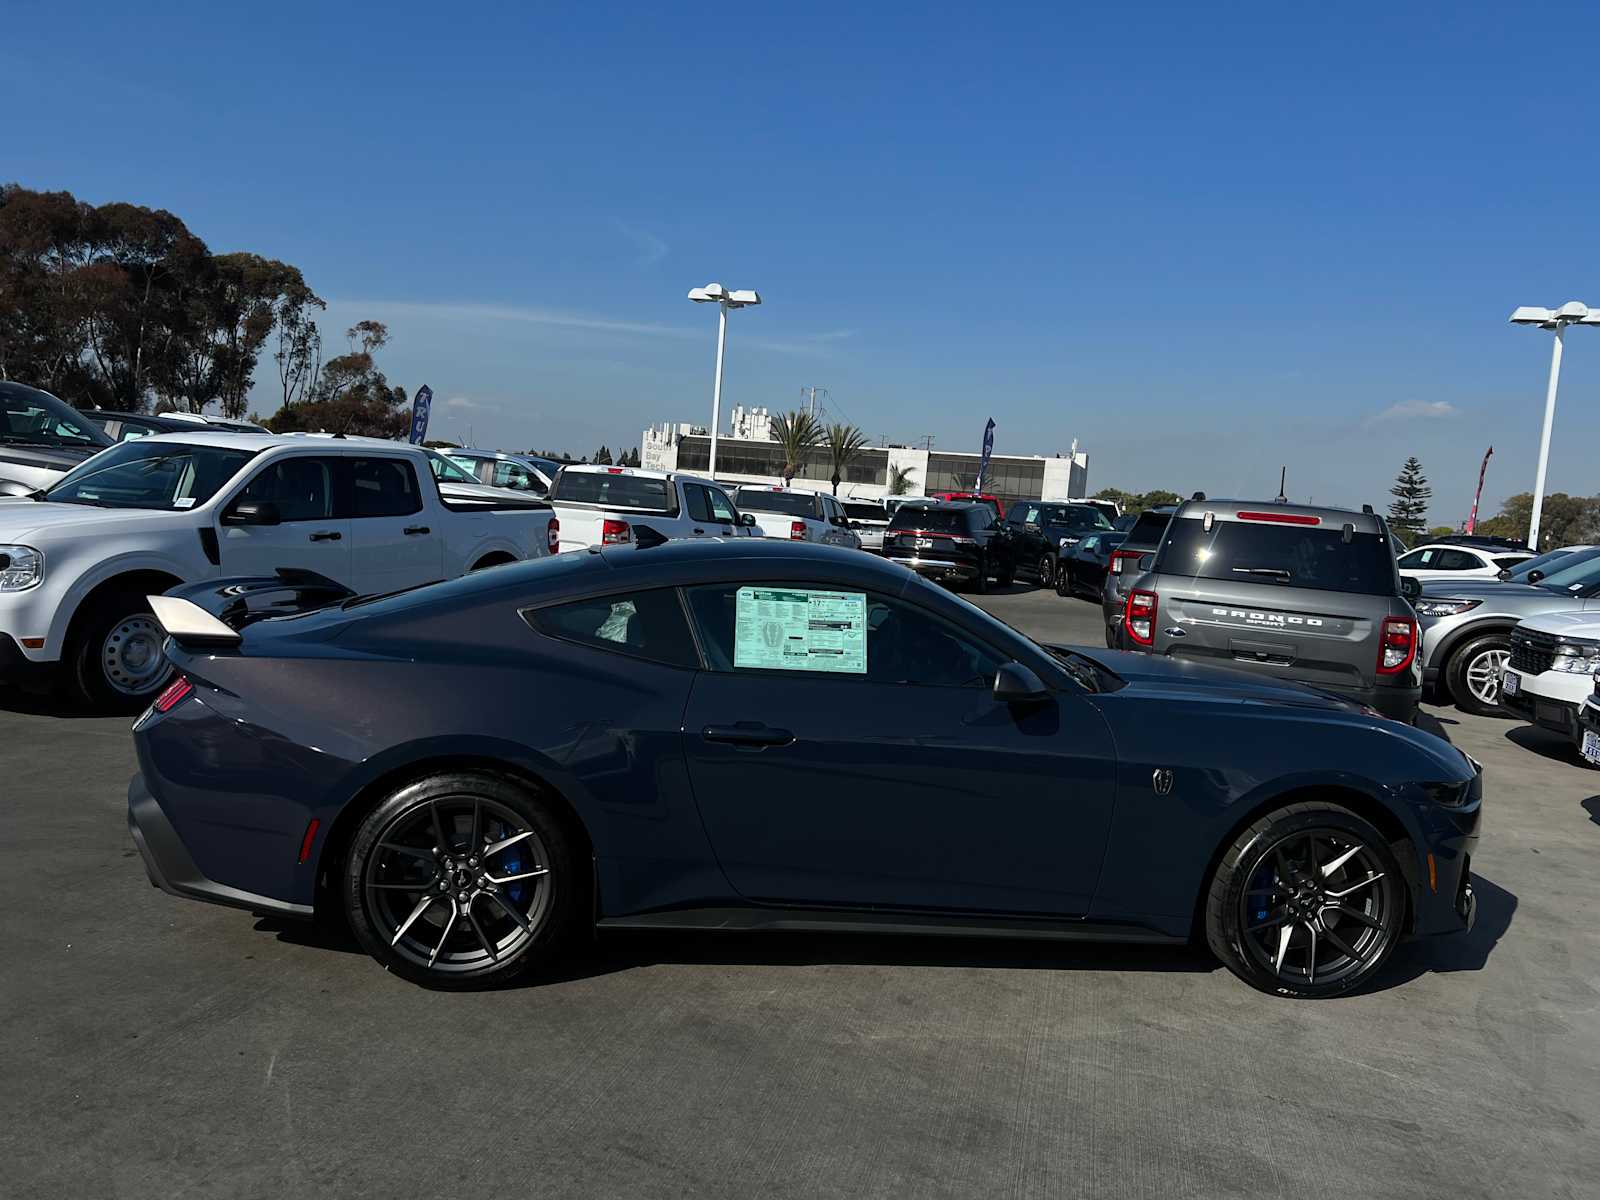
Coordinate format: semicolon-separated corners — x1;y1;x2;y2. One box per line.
128;540;1480;998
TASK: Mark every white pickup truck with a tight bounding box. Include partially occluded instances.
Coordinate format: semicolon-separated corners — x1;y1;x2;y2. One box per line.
732;485;862;549
0;431;556;708
549;464;758;550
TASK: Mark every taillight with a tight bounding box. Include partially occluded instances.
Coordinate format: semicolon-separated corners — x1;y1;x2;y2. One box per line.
152;676;193;713
1377;615;1417;675
601;518;631;545
547;518;560;555
790;520;807;541
1110;549;1142;576
1125;590;1157;646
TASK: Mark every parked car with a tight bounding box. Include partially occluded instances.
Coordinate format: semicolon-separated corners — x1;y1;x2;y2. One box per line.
1000;500;1114;589
1062;496;1121;525
840;498;893;553
1101;505;1177;649
1121;500;1422;722
1576;684;1600;768
0;381;115;492
1498;612;1600;754
0;433;557;708
1056;531;1128;599
130;538;1480;998
445;448;556;496
732;486;861;548
80;409;269;440
882;501;1017;592
1501;545;1596;582
1415;549;1600;714
550;465;755;551
1398;542;1535;583
930;491;1002;519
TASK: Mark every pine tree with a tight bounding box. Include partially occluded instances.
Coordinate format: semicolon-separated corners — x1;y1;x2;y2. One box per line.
1388;456;1431;541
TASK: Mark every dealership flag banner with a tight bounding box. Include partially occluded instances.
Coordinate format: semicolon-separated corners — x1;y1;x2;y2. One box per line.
1466;446;1493;535
408;385;433;445
975;418;996;490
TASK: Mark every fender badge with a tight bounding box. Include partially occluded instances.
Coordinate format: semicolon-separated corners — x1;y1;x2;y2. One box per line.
1163;627;1187;638
1152;768;1175;795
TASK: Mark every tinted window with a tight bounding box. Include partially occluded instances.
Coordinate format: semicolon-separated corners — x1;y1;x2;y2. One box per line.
492;459;545;493
1157;517;1397;595
842;502;884;521
238;456;337;521
1041;504;1112;531
1534;553;1600;594
47;440;258;511
706;487;738;524
529;589;698;668
352;458;423;517
685;583;1002;686
1514;547;1600;579
1493;555;1530;570
1124;508;1174;547
685;484;714;523
0;385;109;449
889;506;966;532
734;488;822;518
552;471;673;512
1434;549;1480;571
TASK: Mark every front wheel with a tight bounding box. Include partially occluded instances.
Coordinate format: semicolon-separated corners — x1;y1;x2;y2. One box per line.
344;771;582;989
70;591;174;712
1205;802;1406;999
1447;633;1511;717
1036;554;1055;589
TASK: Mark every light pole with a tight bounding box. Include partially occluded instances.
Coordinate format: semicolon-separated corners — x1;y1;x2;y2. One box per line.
1510;302;1600;549
688;283;762;478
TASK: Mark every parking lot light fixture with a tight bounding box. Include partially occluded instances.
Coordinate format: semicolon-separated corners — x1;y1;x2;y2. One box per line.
688;282;762;477
1509;301;1597;550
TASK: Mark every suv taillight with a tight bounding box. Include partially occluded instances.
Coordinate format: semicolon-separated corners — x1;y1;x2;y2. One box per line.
1110;549;1143;576
1125;589;1158;646
547;517;560;554
152;676;193;713
1378;615;1417;675
790;520;807;541
601;519;631;545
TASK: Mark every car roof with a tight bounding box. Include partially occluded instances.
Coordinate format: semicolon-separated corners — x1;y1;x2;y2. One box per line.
1409;542;1532;556
131;430;424;453
1172;498;1388;532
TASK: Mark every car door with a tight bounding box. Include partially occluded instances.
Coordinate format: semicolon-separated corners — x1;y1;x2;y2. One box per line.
1004;501;1044;562
683;483;721;538
348;456;445;592
703;484;743;538
216;454;352;583
679;581;1119;915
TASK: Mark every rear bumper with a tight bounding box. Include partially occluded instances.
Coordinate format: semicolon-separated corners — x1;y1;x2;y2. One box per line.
127;773;313;920
886;555;978;581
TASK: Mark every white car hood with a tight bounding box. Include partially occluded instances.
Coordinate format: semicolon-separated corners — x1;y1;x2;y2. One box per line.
1518;610;1600;639
0;501;189;542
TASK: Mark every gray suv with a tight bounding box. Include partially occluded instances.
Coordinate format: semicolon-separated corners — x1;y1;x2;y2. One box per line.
1415;547;1600;715
1101;504;1176;647
1121;499;1422;721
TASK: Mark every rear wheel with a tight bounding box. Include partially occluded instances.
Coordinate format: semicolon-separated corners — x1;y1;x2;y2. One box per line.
1037;554;1055;589
1205;802;1405;999
69;591;174;712
344;771;582;989
1447;633;1510;717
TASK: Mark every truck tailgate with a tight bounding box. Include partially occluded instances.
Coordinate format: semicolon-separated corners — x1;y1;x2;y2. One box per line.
1160;589;1374;689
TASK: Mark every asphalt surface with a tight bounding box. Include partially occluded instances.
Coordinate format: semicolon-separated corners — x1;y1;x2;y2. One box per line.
4;582;1598;1199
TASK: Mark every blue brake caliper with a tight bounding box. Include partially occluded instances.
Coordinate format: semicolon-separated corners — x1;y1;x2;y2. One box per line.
1249;864;1274;925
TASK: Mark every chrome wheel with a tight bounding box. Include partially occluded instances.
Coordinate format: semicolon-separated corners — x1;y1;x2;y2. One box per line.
1238;828;1400;989
101;614;169;697
364;794;553;975
1465;648;1509;706
1038;555;1054;588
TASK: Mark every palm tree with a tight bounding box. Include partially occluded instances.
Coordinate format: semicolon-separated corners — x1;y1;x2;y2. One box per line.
886;463;917;496
824;423;869;495
770;409;824;485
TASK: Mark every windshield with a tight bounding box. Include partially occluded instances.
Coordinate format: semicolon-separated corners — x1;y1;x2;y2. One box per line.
424;450;478;483
1534;550;1600;594
735;488;822;518
45;440;258;510
1019;503;1111;531
1511;546;1594;579
551;470;673;511
1157;517;1399;595
0;387;111;450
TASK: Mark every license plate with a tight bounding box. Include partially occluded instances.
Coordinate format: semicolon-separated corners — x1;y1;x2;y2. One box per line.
1501;670;1520;697
1584;730;1600;766
914;538;934;549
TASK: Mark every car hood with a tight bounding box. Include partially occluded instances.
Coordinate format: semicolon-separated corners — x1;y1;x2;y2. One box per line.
0;444;100;473
0;501;188;541
1062;645;1366;714
1518;609;1600;638
1419;579;1547;598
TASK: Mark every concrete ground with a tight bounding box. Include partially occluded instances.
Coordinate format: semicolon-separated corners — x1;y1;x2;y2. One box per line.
3;583;1597;1199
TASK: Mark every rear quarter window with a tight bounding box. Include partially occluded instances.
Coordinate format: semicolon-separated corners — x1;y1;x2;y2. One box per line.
1156;517;1397;595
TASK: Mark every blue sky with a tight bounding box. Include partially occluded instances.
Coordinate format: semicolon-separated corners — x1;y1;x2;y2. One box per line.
7;1;1600;520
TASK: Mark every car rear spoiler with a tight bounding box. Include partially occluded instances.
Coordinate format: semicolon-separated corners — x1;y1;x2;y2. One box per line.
148;568;357;646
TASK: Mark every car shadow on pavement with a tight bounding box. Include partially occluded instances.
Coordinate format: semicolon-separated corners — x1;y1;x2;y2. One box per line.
0;685;98;719
1504;724;1588;768
1415;711;1457;742
1581;796;1600;828
1374;873;1517;990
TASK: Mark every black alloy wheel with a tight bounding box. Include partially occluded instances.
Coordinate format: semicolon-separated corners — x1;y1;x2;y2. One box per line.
1055;561;1073;597
1037;554;1056;589
344;772;579;988
1206;802;1405;998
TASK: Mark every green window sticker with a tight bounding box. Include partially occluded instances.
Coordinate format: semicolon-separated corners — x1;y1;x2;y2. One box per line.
734;587;867;674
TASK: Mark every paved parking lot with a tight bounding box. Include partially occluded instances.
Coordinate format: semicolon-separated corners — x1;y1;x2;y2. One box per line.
4;584;1598;1199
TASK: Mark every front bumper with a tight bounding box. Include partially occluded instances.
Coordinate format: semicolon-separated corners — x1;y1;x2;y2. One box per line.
0;631;59;689
127;772;313;920
1499;669;1591;739
886;555;978;582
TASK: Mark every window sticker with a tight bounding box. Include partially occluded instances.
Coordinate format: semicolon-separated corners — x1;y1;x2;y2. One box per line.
734;587;867;673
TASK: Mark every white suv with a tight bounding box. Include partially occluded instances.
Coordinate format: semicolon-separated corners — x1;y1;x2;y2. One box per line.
732;486;861;549
1399;542;1534;582
1500;611;1600;758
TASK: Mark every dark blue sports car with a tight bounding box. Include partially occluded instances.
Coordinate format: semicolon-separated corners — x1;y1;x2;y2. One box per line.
128;540;1480;997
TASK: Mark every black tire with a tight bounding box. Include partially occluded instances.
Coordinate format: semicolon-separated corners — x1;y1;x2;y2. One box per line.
1037;554;1055;589
69;590;174;712
1205;801;1406;999
1104;621;1120;649
1055;564;1073;597
344;771;583;989
1445;632;1511;717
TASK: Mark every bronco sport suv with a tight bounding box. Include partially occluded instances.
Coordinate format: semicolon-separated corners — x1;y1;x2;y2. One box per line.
1121;499;1422;721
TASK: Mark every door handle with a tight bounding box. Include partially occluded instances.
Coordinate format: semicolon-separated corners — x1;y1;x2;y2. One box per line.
309;531;342;542
404;525;430;535
702;723;795;749
692;528;705;535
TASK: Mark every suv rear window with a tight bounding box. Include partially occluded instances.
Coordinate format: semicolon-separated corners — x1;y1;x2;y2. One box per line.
1123;508;1175;547
552;471;673;511
1157;517;1397;596
734;488;822;518
889;506;967;532
841;502;885;521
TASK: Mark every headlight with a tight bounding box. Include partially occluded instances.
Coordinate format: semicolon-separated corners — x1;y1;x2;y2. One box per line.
0;545;43;591
1413;598;1480;618
1551;640;1600;673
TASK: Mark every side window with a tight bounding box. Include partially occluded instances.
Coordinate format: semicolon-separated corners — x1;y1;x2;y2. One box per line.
684;584;1002;687
526;589;698;668
969;507;993;532
352;458;423;518
1494;555;1528;570
493;460;545;494
1005;501;1026;524
684;484;714;523
1398;549;1433;568
236;456;336;522
707;487;738;524
1435;549;1478;571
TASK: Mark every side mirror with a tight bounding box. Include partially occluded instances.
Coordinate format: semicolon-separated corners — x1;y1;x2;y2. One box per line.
1400;576;1422;602
993;661;1049;703
1495;568;1512;581
222;500;281;527
1526;569;1545;584
739;512;756;527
